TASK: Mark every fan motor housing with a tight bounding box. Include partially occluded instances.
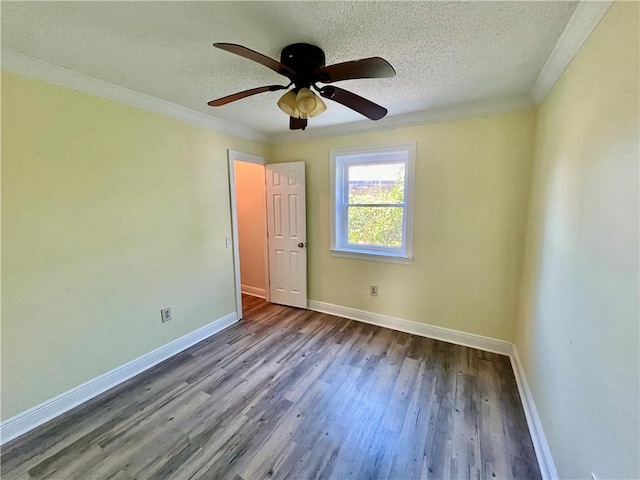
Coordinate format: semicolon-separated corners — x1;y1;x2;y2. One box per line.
281;43;325;87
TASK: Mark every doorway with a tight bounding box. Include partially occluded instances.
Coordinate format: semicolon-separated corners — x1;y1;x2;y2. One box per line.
228;150;270;320
228;151;308;319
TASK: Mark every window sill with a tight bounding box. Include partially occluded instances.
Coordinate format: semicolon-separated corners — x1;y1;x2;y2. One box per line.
330;249;413;265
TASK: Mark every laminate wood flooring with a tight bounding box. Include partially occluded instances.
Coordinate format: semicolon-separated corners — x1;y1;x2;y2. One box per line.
2;295;541;480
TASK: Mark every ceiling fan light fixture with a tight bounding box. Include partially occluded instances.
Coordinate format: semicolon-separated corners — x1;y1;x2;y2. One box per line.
210;42;395;130
277;90;299;117
278;89;325;119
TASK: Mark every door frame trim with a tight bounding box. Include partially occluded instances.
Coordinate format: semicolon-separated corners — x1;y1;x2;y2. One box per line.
227;150;269;320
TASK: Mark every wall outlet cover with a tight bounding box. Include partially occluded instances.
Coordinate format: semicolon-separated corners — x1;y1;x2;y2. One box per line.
161;307;172;323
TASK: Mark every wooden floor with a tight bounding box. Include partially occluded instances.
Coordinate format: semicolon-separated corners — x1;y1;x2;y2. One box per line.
2;296;540;480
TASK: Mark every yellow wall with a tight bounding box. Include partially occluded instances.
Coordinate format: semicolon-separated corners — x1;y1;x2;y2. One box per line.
234;160;267;293
3;9;637;476
268;109;537;341
515;3;639;478
1;71;265;420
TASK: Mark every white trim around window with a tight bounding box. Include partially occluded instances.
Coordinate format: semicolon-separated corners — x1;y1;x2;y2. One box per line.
330;143;416;265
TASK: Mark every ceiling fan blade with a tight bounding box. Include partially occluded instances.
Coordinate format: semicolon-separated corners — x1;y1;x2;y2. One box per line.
214;43;296;79
315;57;395;83
208;85;287;107
289;117;307;130
319;86;388;120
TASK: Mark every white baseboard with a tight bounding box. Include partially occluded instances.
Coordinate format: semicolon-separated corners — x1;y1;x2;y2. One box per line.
241;285;266;299
0;312;239;445
510;346;558;480
308;299;555;478
1;301;556;480
307;300;512;356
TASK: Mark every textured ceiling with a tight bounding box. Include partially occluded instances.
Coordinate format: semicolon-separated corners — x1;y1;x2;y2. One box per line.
1;1;578;135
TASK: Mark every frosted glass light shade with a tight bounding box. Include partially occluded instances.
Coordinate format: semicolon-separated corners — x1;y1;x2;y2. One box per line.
296;88;317;114
308;95;326;117
277;90;299;117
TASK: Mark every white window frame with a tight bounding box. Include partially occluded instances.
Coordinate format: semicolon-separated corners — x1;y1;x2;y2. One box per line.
330;143;416;265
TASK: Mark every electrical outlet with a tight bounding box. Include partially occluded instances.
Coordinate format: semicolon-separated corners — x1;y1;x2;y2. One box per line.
161;307;172;323
370;285;378;296
225;236;232;248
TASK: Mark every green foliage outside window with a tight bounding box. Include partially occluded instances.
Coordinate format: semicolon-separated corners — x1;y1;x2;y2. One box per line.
347;174;404;247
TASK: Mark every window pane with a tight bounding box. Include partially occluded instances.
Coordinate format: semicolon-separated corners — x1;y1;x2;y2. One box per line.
348;163;405;204
347;206;403;247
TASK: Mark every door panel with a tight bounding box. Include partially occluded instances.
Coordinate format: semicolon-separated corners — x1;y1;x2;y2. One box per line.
266;162;307;308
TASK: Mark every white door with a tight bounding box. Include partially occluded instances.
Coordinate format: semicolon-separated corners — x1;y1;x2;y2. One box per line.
265;162;307;308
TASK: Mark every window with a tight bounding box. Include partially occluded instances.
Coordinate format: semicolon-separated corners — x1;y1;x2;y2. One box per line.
330;143;415;264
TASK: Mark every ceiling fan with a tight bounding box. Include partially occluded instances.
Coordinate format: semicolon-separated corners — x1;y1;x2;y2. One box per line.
208;43;396;131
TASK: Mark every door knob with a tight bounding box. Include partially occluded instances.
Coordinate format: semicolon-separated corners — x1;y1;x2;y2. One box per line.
298;242;306;248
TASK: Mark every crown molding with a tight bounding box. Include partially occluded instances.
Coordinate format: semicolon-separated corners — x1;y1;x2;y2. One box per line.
531;0;612;104
267;94;534;144
1;49;268;143
5;0;611;149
